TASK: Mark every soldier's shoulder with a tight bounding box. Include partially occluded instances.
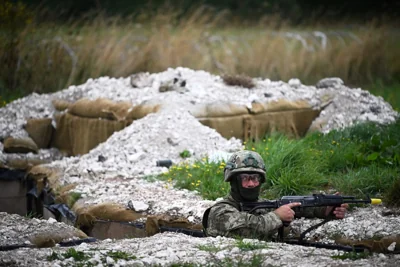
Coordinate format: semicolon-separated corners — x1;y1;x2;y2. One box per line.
211;198;240;211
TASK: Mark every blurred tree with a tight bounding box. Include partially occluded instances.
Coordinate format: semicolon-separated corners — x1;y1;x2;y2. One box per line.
14;0;400;23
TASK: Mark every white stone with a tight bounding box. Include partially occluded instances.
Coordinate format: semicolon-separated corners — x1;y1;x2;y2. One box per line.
47;217;57;224
106;256;115;265
387;242;396;252
129;201;149;212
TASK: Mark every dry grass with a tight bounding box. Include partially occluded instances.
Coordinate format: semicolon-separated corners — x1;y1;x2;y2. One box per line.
1;5;399;96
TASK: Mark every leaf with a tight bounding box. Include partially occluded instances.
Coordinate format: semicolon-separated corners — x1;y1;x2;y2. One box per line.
367;152;379;161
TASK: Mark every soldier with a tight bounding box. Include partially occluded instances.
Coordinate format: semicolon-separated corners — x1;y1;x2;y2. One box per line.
202;150;348;240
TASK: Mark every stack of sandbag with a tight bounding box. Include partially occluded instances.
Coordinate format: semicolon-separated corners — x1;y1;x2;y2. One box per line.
190;99;321;140
1;118;58;170
51;98;131;156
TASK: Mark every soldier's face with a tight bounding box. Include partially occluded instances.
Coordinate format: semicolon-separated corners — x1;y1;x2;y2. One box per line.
238;173;261;188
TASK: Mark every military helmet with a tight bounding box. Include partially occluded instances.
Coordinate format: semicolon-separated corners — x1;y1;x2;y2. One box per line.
224;150;266;182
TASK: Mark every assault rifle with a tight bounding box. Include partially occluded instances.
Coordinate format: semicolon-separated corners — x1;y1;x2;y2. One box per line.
240;194;382;252
240;194;382;214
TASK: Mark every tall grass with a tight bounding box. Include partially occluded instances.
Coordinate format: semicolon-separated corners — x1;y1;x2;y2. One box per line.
1;3;400;103
160;119;400;206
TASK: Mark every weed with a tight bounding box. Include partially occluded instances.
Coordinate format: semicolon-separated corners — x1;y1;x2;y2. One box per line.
331;251;370;260
385;177;400;207
63;248;89;261
221;253;265;267
25;211;43;219
197;244;222;253
106;250;136;261
235;239;270;251
67;192;82;207
47;251;62;261
179;150;192;158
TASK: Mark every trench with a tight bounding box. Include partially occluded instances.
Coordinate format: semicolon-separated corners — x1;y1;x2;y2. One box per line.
2;166;399;255
0;166;205;248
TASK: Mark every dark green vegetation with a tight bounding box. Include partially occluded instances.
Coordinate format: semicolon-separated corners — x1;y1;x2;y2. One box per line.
18;0;400;23
180;150;192;159
331;251;371;261
160;119;400;206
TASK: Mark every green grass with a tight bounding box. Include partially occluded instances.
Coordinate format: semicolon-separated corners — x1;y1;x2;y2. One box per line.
47;248;137;266
197;244;222;253
235;239;270;251
63;248;89;262
159;119;400;206
331;251;370;260
366;82;400;112
220;254;265;267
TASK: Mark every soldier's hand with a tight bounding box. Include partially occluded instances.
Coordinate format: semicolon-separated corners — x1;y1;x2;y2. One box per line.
326;204;349;219
325;192;349;219
274;202;302;222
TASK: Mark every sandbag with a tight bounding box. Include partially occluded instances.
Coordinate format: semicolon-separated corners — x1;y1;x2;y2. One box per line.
25;118;54;149
250;99;312;114
105;101;133;121
145;215;203;237
336;235;400;253
3;136;38;154
125;102;161;121
51;113;127;156
29;229;87;248
52;99;72;111
3;157;48;170
28;165;62;197
190;102;249;118
247;108;321;139
198;114;250;140
74;203;143;229
68;98;132;121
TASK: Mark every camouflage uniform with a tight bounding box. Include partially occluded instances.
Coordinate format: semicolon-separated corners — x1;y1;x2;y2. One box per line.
203;195;328;240
202;150;329;240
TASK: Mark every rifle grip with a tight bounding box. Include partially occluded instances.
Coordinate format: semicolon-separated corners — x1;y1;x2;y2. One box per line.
282;221;291;227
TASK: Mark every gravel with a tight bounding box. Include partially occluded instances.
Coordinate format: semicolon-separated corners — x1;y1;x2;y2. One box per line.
1;229;399;267
0;67;399;266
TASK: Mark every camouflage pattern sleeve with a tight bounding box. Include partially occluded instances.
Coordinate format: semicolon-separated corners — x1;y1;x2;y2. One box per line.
205;203;283;240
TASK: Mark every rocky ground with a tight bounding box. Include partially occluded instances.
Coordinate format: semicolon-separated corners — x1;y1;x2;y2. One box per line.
0;68;399;266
